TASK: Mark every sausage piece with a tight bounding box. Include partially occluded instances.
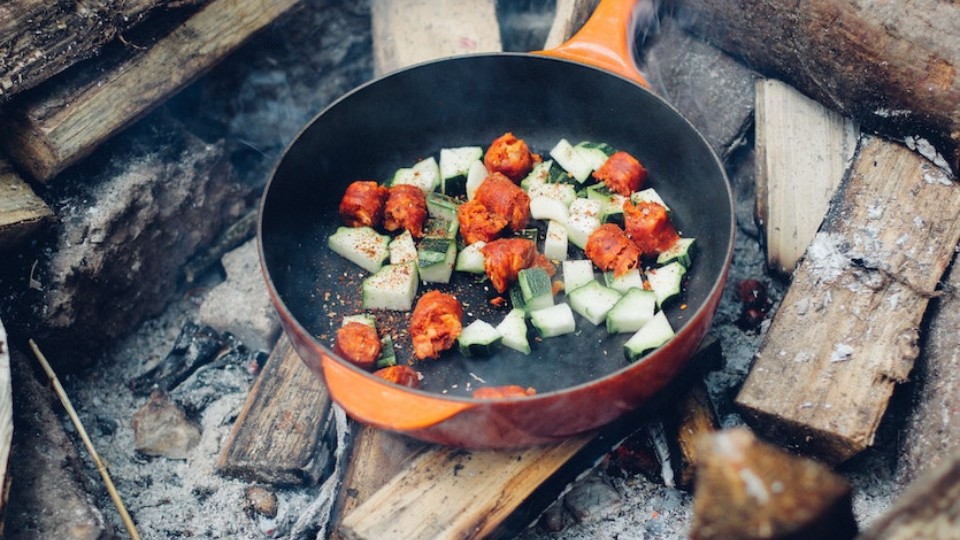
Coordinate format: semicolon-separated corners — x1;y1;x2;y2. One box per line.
592;151;647;196
484;132;538;182
623;200;680;256
339;180;388;228
585;223;641;277
475;172;531;232
458;198;508;245
334;321;382;369
410;291;464;360
472;385;536;399
373;365;421;388
383;184;428;238
481;237;538;293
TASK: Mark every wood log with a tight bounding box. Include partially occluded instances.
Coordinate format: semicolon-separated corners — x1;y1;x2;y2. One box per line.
859;449;960;540
755;79;859;275
370;0;502;77
736;136;960;465
672;0;960;175
0;320;11;535
0;156;53;251
215;336;333;485
0;0;209;101
666;379;718;491
691;427;858;540
1;0;298;182
896;249;960;485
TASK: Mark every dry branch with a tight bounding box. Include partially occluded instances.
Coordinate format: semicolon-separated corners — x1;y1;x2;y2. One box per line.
736;136;960;464
673;0;960;175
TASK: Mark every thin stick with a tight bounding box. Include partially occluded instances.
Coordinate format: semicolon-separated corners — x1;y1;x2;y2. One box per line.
29;339;141;540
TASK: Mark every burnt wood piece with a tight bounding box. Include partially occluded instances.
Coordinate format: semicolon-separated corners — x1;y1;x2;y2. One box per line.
1;0;298;182
215;336;333;485
896;251;960;485
672;0;960;175
0;156;53;251
736;136;960;465
130;322;223;396
666;380;719;491
755;79;859;276
0;0;208;102
859;450;960;540
691;427;858;540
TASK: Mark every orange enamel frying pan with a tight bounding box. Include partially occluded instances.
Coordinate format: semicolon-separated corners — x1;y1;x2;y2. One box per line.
258;0;734;448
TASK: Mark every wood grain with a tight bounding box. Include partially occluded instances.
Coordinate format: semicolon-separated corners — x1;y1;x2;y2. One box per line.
215;336;333;485
2;0;298;181
0;156;53;251
755;79;859;275
736;136;960;464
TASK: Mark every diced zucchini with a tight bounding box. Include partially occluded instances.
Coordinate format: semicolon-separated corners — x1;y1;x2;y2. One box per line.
530;196;570;223
528;182;577;206
496;308;531;354
586;184;628;223
567;280;622;325
529;303;576;338
568;197;602;218
422;216;458;240
454;241;486;273
440;147;483;196
561;259;595;293
543;220;568;261
606;288;657;334
389;230;417;264
574;141;615;172
646;261;687;307
656;238;696;268
426;192;461;221
520;160;553;191
391;156;440;193
565;212;601;250
341;313;376;327
417;237;457;284
603;268;646;294
631;188;671;213
457;319;502;357
361;262;419;311
509;284;526;311
549;138;594;182
515;228;539;243
623;311;675;361
328;226;390;274
518;267;554;312
466;160;489;200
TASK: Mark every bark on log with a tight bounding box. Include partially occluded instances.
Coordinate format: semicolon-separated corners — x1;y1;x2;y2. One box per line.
736;136;960;465
1;0;298;182
0;0;209;101
672;0;960;175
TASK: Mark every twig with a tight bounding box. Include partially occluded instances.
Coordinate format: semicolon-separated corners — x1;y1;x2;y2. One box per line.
29;339;141;540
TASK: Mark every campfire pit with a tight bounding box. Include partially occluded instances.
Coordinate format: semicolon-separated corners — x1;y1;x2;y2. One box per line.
0;0;957;538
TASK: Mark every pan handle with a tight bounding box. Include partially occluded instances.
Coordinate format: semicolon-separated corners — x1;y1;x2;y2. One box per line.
536;0;648;87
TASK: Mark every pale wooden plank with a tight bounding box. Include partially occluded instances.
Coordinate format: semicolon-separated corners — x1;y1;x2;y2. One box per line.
0;319;11;532
736;136;960;464
755;79;859;275
370;0;502;75
0;156;53;250
2;0;299;182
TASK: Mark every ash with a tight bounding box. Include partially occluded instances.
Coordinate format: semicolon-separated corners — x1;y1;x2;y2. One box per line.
38;1;911;538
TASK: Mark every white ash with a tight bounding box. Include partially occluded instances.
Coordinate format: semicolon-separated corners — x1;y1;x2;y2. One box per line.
831;343;855;363
805;232;854;284
904;135;951;172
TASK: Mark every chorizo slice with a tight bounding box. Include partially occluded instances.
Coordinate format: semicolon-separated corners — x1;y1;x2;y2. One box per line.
481;237;538;293
592;151;647;196
373;365;421;388
585;223;641;277
472;385;536;399
623;200;680;256
339;180;388;228
383;184;428;238
483;132;539;182
475;172;531;232
457;198;508;245
334;321;382;369
410;291;464;360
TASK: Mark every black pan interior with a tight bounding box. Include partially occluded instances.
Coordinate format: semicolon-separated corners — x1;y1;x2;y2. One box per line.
260;54;732;397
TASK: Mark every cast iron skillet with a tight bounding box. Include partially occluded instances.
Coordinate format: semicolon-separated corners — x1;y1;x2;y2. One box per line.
258;0;734;448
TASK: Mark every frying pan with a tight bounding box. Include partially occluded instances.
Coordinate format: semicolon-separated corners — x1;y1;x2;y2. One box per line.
258;0;734;448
